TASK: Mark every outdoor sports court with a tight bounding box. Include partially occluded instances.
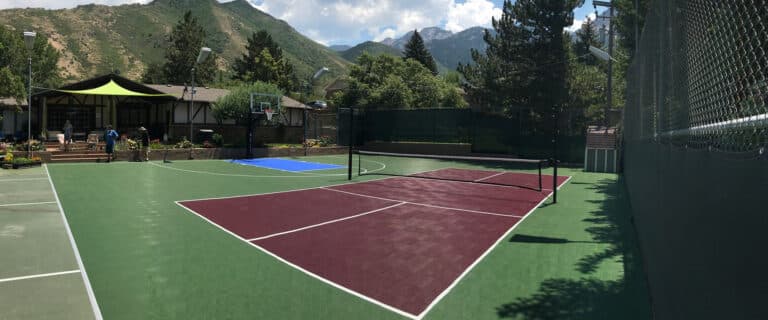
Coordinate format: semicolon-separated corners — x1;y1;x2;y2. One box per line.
1;154;651;319
178;168;570;317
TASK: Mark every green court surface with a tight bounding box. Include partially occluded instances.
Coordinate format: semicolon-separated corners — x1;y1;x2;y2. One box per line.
3;155;651;319
0;167;97;320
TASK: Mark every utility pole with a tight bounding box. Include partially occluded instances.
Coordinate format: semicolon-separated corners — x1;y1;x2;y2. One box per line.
594;1;614;127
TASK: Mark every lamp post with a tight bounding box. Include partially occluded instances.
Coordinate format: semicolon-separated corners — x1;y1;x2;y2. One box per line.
594;1;614;127
189;47;212;148
304;67;329;155
24;31;36;157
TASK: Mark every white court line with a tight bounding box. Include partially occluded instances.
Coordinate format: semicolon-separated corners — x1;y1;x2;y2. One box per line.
150;158;387;178
473;171;508;182
0;270;80;284
416;175;573;320
174;201;419;320
248;202;407;241
44;164;103;320
0;178;49;182
0;201;57;207
176;170;573;319
321;187;525;219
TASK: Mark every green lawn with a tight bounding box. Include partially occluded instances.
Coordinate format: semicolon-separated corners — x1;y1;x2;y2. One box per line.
44;155;651;319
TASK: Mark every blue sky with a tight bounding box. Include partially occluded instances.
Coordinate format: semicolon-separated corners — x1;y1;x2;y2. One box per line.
0;0;597;46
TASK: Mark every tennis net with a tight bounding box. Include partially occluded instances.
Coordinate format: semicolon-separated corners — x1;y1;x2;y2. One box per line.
356;150;551;191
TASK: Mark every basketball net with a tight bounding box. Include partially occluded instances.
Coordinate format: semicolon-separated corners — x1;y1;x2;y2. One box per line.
265;108;274;121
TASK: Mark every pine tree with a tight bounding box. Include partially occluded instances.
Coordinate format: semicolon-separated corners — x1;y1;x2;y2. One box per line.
232;30;297;91
574;18;600;66
459;0;580;122
403;30;438;75
161;11;217;86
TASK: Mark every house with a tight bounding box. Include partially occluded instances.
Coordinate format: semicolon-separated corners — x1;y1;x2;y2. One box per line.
0;73;309;143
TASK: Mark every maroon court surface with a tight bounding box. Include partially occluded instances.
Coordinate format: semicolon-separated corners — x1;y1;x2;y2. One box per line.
178;169;570;317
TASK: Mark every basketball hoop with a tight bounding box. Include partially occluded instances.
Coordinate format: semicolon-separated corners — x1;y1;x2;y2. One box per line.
264;108;275;121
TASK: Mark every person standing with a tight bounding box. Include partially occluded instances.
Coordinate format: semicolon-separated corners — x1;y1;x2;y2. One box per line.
139;126;150;161
104;125;118;162
63;120;73;151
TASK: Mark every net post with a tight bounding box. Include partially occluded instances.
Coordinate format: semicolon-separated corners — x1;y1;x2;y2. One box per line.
347;107;354;180
552;105;559;204
538;161;543;191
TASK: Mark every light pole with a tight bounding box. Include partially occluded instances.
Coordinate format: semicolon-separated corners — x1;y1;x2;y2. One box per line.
189;47;212;148
24;31;36;157
304;67;329;155
594;1;614;127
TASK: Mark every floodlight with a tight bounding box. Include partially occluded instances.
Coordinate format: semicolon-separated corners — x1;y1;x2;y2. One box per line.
23;31;36;50
196;47;212;64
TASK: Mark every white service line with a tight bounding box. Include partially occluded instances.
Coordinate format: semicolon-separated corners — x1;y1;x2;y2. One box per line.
0;270;80;284
248;202;407;241
473;171;508;182
44;164;103;320
0;201;57;207
415;181;566;320
321;187;525;219
175;201;419;320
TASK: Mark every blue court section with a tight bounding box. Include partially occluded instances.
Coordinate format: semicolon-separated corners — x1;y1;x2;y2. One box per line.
230;158;345;172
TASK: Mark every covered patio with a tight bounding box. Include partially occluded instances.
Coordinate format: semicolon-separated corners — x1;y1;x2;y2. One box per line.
32;74;175;141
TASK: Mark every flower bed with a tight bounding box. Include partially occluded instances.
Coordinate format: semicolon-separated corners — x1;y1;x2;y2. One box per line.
1;154;43;169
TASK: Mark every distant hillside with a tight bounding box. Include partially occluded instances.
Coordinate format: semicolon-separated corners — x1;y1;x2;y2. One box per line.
341;41;402;61
0;0;349;83
430;27;490;70
379;26;491;71
329;45;352;52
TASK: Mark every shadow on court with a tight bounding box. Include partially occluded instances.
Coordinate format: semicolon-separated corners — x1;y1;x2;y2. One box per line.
496;177;652;320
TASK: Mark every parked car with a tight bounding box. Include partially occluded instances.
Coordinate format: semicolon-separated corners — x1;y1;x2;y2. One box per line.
307;100;328;110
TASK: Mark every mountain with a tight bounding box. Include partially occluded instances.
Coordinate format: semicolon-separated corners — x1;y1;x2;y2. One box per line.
329;45;352;52
379;26;490;71
0;0;348;83
340;41;402;62
429;27;491;70
381;27;454;51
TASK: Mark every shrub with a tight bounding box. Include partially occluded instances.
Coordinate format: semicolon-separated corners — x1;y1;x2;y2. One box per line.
318;135;335;147
15;140;44;151
11;157;32;165
174;137;193;149
125;139;139;151
212;133;223;147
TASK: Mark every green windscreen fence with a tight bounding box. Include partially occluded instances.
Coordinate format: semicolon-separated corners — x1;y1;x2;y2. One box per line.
624;1;768;319
341;108;587;163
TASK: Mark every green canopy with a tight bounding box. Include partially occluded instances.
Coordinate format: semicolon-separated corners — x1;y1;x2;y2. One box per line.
57;80;172;97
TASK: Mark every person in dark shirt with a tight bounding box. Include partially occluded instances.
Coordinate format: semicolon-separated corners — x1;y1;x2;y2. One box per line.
104;125;118;162
139;126;150;161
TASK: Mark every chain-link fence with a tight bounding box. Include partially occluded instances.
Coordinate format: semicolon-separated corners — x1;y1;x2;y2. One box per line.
624;1;768;319
344;108;587;163
305;111;338;145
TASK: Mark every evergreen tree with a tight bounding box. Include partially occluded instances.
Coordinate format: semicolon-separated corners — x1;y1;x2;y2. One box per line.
232;30;297;91
403;30;438;75
574;18;600;66
0;26;60;102
459;0;581;123
161;11;217;86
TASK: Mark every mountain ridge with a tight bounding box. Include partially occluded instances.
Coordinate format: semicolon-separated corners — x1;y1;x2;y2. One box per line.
0;0;348;83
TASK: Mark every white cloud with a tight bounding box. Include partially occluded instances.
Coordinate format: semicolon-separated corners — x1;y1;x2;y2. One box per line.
445;0;502;33
567;12;597;33
0;0;509;45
